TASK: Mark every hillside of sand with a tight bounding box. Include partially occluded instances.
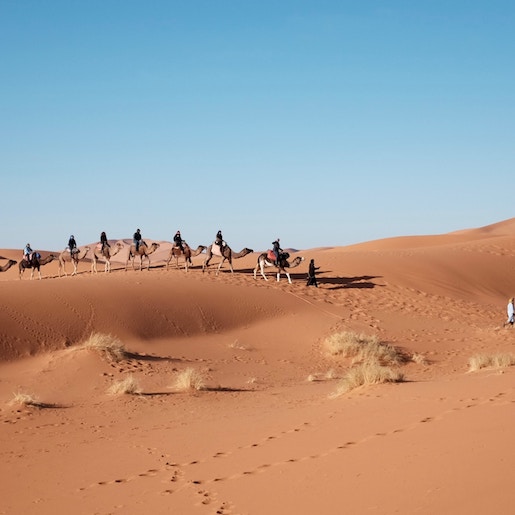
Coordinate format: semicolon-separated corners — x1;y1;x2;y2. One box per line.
1;220;515;514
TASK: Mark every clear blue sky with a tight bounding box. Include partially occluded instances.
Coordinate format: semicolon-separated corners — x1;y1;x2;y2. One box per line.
2;1;514;252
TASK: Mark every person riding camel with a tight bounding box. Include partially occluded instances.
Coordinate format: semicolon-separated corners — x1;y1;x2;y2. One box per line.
23;243;33;262
133;229;142;252
100;231;110;251
215;230;224;255
272;238;282;266
174;230;184;252
68;235;77;256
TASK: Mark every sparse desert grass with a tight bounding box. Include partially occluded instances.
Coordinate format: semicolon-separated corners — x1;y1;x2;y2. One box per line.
307;369;338;382
468;353;515;372
80;332;127;362
107;375;142;395
9;392;39;407
228;339;248;351
330;363;405;398
411;353;429;365
9;392;44;408
171;367;206;391
323;331;406;366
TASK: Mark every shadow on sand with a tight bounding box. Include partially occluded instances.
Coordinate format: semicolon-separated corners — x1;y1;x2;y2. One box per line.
317;274;383;290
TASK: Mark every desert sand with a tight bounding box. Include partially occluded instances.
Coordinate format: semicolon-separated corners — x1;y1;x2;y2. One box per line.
1;221;515;514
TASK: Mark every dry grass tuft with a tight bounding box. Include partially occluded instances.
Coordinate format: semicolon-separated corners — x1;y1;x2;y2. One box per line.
331;363;404;398
468;353;515;372
323;331;406;366
107;375;142;395
411;353;429;365
80;332;127;362
228;339;248;351
170;368;206;391
9;392;44;408
8;393;61;409
308;369;338;382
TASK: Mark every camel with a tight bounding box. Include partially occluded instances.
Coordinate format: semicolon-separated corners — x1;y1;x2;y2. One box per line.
166;243;206;271
202;243;253;274
58;247;90;277
125;242;160;271
19;253;57;280
254;251;304;284
91;242;124;274
0;257;17;273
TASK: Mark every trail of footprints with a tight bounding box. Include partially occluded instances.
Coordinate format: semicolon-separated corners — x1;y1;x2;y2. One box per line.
79;389;514;513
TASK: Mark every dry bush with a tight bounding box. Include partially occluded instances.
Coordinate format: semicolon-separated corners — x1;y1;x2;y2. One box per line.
308;369;338;382
228;339;248;350
468;353;515;372
323;331;405;366
411;353;429;365
80;332;127;362
331;363;404;398
9;392;42;407
107;375;142;395
171;367;206;391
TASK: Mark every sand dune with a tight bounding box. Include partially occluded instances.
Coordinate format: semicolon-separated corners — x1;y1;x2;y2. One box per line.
1;220;515;514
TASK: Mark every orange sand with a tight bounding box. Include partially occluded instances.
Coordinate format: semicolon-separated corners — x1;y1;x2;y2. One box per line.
1;220;515;514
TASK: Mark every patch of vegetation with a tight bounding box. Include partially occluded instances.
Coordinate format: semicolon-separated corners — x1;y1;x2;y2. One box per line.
80;332;127;362
468;353;515;372
331;363;405;398
323;331;407;366
107;375;142;395
170;368;206;391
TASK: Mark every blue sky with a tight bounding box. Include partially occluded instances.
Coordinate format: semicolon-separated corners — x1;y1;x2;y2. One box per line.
2;1;514;252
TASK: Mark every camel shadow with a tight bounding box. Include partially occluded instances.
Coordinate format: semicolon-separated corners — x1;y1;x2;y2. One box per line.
317;274;383;290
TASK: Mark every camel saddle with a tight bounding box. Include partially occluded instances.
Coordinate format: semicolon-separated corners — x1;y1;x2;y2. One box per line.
211;243;225;257
267;250;289;262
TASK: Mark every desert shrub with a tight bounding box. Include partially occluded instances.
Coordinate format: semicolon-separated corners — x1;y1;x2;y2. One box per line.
331;363;404;398
107;375;142;395
9;392;41;407
81;332;127;362
323;331;406;366
411;353;429;365
468;353;515;372
171;367;206;391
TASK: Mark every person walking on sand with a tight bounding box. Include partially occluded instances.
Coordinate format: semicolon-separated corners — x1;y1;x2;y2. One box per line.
505;298;514;327
306;258;320;287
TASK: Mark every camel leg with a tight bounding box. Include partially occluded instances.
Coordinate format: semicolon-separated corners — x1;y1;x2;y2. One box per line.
203;255;211;273
276;271;281;282
285;272;292;284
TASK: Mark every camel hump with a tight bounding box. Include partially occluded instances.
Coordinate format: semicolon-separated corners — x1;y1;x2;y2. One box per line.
267;250;275;261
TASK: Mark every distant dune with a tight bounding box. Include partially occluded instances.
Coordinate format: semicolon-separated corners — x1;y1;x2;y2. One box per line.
1;219;515;514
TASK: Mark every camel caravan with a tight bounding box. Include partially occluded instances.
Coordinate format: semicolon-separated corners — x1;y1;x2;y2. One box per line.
6;229;309;283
